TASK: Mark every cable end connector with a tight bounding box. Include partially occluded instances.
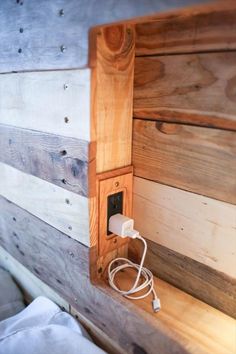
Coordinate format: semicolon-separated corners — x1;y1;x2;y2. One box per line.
152;298;161;313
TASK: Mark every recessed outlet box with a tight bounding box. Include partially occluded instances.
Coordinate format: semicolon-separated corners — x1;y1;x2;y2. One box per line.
98;170;133;256
107;191;123;235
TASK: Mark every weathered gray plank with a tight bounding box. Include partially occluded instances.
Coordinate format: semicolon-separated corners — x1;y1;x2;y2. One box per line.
129;239;236;319
0;124;89;197
0;0;204;72
0;196;188;354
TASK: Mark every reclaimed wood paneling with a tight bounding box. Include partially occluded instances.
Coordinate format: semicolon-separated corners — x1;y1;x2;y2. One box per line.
0;0;198;72
0;163;89;246
129;240;236;318
135;2;236;56
0;70;90;140
0;124;89;197
0;196;193;354
133;120;236;204
90;24;135;173
0;246;70;311
133;177;236;278
134;52;236;130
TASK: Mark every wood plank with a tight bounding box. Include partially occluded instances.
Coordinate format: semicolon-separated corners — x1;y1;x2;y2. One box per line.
0;163;89;246
135;2;236;56
90;24;135;173
133;177;236;278
133;52;236;130
133;120;236;204
0;124;89;197
0;0;182;72
129;240;236;319
0;70;90;140
0;246;70;312
0;196;193;354
115;269;236;354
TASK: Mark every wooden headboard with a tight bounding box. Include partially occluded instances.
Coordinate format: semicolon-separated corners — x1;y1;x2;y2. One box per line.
0;2;235;353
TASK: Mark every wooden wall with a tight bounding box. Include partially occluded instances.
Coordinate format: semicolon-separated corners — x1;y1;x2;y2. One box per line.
131;3;236;317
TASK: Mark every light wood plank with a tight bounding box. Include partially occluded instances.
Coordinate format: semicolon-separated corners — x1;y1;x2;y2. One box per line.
135;2;236;56
90;24;135;173
134;52;236;130
116;269;236;354
0;70;90;140
0;163;89;246
133;120;236;204
133;177;236;278
0;124;89;196
129;240;236;318
0;196;191;354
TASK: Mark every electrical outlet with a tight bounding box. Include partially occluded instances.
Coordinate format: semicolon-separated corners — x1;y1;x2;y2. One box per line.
107;192;123;235
98;169;133;256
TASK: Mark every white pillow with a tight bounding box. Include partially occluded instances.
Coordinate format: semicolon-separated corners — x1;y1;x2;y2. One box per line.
0;296;106;354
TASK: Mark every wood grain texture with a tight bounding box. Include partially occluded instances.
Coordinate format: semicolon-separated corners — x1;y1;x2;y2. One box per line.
129;240;236;319
0;0;202;72
0;246;70;311
133;177;236;278
133;120;236;204
133;52;236;130
90;24;135;173
0;124;89;196
0;163;89;246
0;70;90;140
0;196;196;354
135;2;236;56
115;269;236;354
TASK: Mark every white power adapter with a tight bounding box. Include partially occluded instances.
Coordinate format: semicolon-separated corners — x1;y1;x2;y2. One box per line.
108;213;161;313
109;214;139;239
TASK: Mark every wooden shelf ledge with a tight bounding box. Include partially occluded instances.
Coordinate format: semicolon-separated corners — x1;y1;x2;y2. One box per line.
113;269;236;354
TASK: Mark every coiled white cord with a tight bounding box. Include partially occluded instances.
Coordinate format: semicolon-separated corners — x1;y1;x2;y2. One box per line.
108;233;161;312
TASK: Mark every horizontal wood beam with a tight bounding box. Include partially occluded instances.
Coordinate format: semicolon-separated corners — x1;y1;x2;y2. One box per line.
133;120;236;204
133;177;236;278
129;240;236;319
0;70;90;140
0;162;89;245
0;124;90;197
133;52;236;131
135;2;236;56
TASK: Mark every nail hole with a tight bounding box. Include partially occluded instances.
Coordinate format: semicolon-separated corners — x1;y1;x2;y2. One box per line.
19;28;24;33
68;226;72;231
65;198;70;204
59;9;64;16
98;267;103;273
61;178;67;184
64;117;69;123
18;48;22;53
13;217;16;222
60;150;67;156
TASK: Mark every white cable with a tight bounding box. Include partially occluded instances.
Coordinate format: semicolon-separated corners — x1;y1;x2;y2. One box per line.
108;214;161;312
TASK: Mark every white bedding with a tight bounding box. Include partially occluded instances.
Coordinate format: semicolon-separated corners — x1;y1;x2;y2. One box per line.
0;296;106;354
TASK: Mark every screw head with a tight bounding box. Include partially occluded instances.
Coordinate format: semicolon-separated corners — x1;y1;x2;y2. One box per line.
60;45;66;53
63;83;68;90
115;181;119;187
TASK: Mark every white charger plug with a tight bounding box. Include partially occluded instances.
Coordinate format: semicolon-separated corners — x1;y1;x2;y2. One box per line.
109;213;139;238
